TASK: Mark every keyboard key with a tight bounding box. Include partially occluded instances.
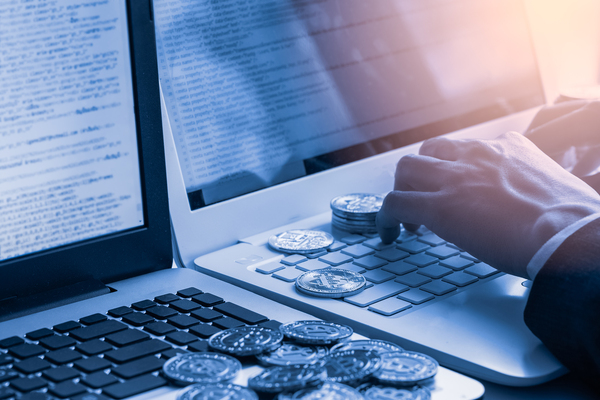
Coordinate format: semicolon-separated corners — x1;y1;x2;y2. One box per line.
306;250;327;259
146;305;179;319
417;233;446;246
108;306;133;318
104;339;172;364
0;336;24;349
165;331;199;346
0;387;16;400
212;317;246;330
255;262;285;274
80;314;108;325
295;259;330;271
39;335;77;350
341;244;375;258
53;321;82;333
167;315;199;329
81;372;119;389
425;245;460;259
14;357;52;374
161;348;188;359
105;329;149;347
335;263;366;274
72;394;111;400
189;324;222;339
319;252;353;266
122;312;155;327
144;322;177;336
8;343;46;359
131;300;156;311
192;293;224;307
74;356;112;373
0;354;12;366
353;255;387;270
327;241;347;252
464;263;500;278
191;308;223;322
443;272;479;287
418;265;453;279
188;340;210;353
394;230;418;243
213;302;268;325
75;339;113;356
10;376;48;392
70;320;128;341
0;368;18;383
381;261;418;276
177;287;203;298
280;254;307;266
168;299;202;313
404;254;438;267
42;366;81;382
48;381;87;398
368;297;412;316
343;281;409;307
26;328;54;340
45;349;82;365
340;234;366;245
397;241;430;254
420;281;457;296
397;289;435;305
394;272;432;288
362;238;395;251
375;248;410;262
272;268;303;282
460;252;480;262
363;269;395;284
439;256;474;271
154;293;180;304
102;374;167;399
111;356;165;379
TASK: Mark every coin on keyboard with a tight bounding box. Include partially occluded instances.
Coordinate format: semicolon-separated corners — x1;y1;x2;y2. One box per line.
177;382;258;400
282;382;364;400
372;351;439;386
323;349;382;385
330;339;403;355
208;326;283;356
248;362;327;394
358;384;431;400
295;269;366;298
280;320;353;345
163;352;242;386
330;193;384;217
268;229;334;254
256;341;329;367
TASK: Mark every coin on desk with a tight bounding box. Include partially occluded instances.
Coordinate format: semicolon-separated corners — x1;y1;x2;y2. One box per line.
248;362;327;394
323;349;382;385
330;193;384;217
177;382;258;400
283;382;364;400
268;229;334;254
359;384;431;400
256;341;329;367
330;339;403;355
163;353;241;386
280;320;353;345
373;351;439;386
208;326;283;357
295;268;366;298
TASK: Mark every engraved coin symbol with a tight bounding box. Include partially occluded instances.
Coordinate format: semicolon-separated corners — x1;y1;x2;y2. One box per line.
183;359;223;377
389;358;422;374
301;325;339;337
366;386;414;400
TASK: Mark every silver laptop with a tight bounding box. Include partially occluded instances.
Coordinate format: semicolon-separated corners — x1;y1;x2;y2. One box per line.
157;0;565;387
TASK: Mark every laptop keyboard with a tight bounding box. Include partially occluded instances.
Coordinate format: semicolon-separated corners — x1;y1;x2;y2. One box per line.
256;227;501;316
0;287;281;399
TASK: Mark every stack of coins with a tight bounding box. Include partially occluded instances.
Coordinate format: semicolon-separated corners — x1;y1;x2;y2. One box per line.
330;193;384;234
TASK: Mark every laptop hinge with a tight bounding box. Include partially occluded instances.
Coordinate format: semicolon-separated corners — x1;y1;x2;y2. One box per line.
0;279;110;322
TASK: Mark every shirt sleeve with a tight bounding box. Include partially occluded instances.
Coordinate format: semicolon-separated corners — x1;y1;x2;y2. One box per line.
526;212;600;280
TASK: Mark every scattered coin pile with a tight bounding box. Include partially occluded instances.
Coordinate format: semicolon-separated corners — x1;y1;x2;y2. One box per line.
330;193;384;234
163;321;439;400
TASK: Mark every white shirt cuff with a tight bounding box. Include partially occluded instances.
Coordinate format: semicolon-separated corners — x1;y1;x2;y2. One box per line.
526;212;600;280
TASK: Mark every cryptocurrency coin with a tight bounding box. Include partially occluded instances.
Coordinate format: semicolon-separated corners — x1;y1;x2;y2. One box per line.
359;384;431;400
256;342;329;366
163;353;241;386
287;382;365;400
373;351;438;386
248;362;327;393
280;321;353;345
269;230;334;254
324;349;382;385
208;326;284;357
330;194;384;217
177;382;259;400
295;269;366;298
330;339;403;355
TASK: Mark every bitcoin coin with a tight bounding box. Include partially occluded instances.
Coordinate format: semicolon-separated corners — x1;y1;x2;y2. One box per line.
359;384;431;400
373;351;438;386
280;321;353;345
256;342;329;366
288;382;364;400
295;269;366;298
331;194;384;217
323;349;382;385
208;326;283;357
330;339;403;355
163;353;241;386
248;362;327;393
269;230;335;254
177;382;259;400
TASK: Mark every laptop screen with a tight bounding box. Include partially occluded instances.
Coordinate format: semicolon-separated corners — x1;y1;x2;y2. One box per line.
155;0;544;210
0;0;144;262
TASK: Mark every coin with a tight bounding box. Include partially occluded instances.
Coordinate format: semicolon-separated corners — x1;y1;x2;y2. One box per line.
280;321;353;345
330;194;384;217
269;230;335;254
177;382;259;400
286;382;365;399
359;384;431;400
248;362;327;393
256;341;329;366
373;351;438;386
324;349;382;385
208;326;284;357
295;269;366;298
330;339;403;355
163;353;241;386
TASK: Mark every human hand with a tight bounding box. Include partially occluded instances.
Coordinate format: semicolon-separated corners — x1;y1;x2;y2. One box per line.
376;131;600;278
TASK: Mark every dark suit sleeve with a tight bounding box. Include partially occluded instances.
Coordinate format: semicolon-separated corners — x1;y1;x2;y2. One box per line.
524;217;600;390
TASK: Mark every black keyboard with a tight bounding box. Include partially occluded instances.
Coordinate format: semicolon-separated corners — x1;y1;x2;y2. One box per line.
0;287;282;399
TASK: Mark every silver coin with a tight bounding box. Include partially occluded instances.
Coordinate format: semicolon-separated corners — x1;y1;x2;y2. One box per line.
330;339;403;355
373;351;438;386
331;222;377;235
289;382;365;400
208;326;283;357
331;214;376;225
269;230;335;254
163;352;241;386
177;382;258;400
256;342;329;366
331;210;377;221
248;363;327;393
295;269;366;298
331;194;384;216
360;384;431;400
280;321;353;345
324;349;382;385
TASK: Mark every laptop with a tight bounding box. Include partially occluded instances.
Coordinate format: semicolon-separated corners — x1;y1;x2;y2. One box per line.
157;0;567;387
0;0;485;399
